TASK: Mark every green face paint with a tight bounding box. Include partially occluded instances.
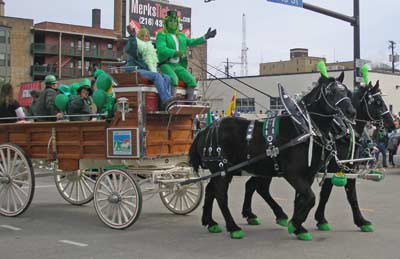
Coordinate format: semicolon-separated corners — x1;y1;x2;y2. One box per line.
167;19;178;32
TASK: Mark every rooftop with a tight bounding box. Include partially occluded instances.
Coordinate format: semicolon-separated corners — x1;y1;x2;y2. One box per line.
34;21;120;40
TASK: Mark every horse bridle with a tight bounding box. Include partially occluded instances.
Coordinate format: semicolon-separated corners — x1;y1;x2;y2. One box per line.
319;81;351;114
360;91;390;122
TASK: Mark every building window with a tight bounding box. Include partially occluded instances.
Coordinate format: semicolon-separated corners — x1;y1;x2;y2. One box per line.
85;41;90;51
85;61;90;71
236;98;255;113
70;41;75;48
0;54;5;66
77;60;82;69
92;42;97;50
107;43;113;50
188;48;193;58
270;97;284;111
69;62;74;68
0;30;6;43
77;40;82;50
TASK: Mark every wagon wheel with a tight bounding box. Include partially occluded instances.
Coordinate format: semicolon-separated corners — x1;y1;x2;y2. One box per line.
94;169;142;229
54;169;98;205
159;162;203;215
0;143;35;217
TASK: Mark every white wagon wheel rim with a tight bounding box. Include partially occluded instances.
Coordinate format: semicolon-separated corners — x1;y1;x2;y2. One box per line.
55;169;97;205
94;169;142;229
159;162;203;215
0;144;35;217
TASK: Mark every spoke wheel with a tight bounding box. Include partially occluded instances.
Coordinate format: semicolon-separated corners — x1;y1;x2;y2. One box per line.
0;143;35;217
55;169;98;205
94;169;142;229
159;162;203;215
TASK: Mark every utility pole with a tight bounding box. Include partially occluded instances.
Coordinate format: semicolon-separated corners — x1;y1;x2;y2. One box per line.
225;58;230;77
241;13;249;76
389;40;396;73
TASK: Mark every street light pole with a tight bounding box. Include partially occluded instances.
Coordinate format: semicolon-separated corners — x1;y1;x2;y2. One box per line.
302;1;360;89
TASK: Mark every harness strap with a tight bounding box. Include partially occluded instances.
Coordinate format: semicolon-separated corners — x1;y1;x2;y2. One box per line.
182;132;311;185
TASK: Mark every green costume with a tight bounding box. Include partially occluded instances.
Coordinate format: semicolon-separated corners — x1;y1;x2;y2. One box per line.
156;11;216;93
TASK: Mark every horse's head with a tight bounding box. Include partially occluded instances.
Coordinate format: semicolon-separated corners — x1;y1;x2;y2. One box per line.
303;71;356;123
356;80;395;130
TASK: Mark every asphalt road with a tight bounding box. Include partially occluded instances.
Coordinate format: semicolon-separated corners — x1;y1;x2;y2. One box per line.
1;169;400;259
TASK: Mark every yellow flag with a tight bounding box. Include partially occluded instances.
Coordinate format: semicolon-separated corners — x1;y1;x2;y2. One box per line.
226;91;237;116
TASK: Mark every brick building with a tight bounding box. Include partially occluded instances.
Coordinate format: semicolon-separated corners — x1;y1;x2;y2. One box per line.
259;48;354;76
0;0;33;97
32;12;123;81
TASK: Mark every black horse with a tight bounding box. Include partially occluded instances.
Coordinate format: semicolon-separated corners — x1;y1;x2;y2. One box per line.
314;80;394;232
241;80;394;235
189;72;356;240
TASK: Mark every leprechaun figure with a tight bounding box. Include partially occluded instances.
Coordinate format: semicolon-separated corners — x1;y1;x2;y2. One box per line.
156;10;216;101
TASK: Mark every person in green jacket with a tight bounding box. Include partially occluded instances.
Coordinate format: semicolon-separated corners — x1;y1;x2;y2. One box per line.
156;10;216;100
67;78;92;121
34;75;63;121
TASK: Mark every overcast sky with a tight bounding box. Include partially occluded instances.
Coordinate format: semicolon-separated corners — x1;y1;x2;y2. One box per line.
5;0;399;76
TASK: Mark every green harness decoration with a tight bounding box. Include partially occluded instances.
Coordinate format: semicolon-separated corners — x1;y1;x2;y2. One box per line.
361;64;369;86
317;60;329;78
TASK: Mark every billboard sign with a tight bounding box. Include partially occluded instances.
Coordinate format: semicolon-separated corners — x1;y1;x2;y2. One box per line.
128;0;192;40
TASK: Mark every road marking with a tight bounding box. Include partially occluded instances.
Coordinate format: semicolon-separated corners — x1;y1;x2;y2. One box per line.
0;225;22;231
360;208;374;213
273;197;287;201
59;240;88;247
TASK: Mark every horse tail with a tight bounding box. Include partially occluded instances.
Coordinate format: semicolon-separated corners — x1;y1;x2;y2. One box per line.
189;130;202;173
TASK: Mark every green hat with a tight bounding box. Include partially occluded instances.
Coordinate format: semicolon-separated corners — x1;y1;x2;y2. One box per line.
80;78;91;87
167;10;177;18
93;69;105;79
77;84;93;96
44;75;57;84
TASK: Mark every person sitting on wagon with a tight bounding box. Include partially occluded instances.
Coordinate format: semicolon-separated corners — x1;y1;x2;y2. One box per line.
125;24;178;110
67;78;93;121
0;83;26;123
28;89;41;117
34;75;63;121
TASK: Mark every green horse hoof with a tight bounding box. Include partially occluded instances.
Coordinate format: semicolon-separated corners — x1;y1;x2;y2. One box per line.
317;223;331;231
288;222;296;234
297;232;313;241
208;224;222;233
230;230;245;239
360;224;375;232
247;217;261;225
276;218;289;227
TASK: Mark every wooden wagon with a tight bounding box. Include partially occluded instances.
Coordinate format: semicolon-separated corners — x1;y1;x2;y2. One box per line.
0;71;210;229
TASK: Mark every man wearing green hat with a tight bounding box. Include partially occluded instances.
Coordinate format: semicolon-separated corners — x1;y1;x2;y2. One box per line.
67;78;93;121
156;10;216;101
34;74;63;121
